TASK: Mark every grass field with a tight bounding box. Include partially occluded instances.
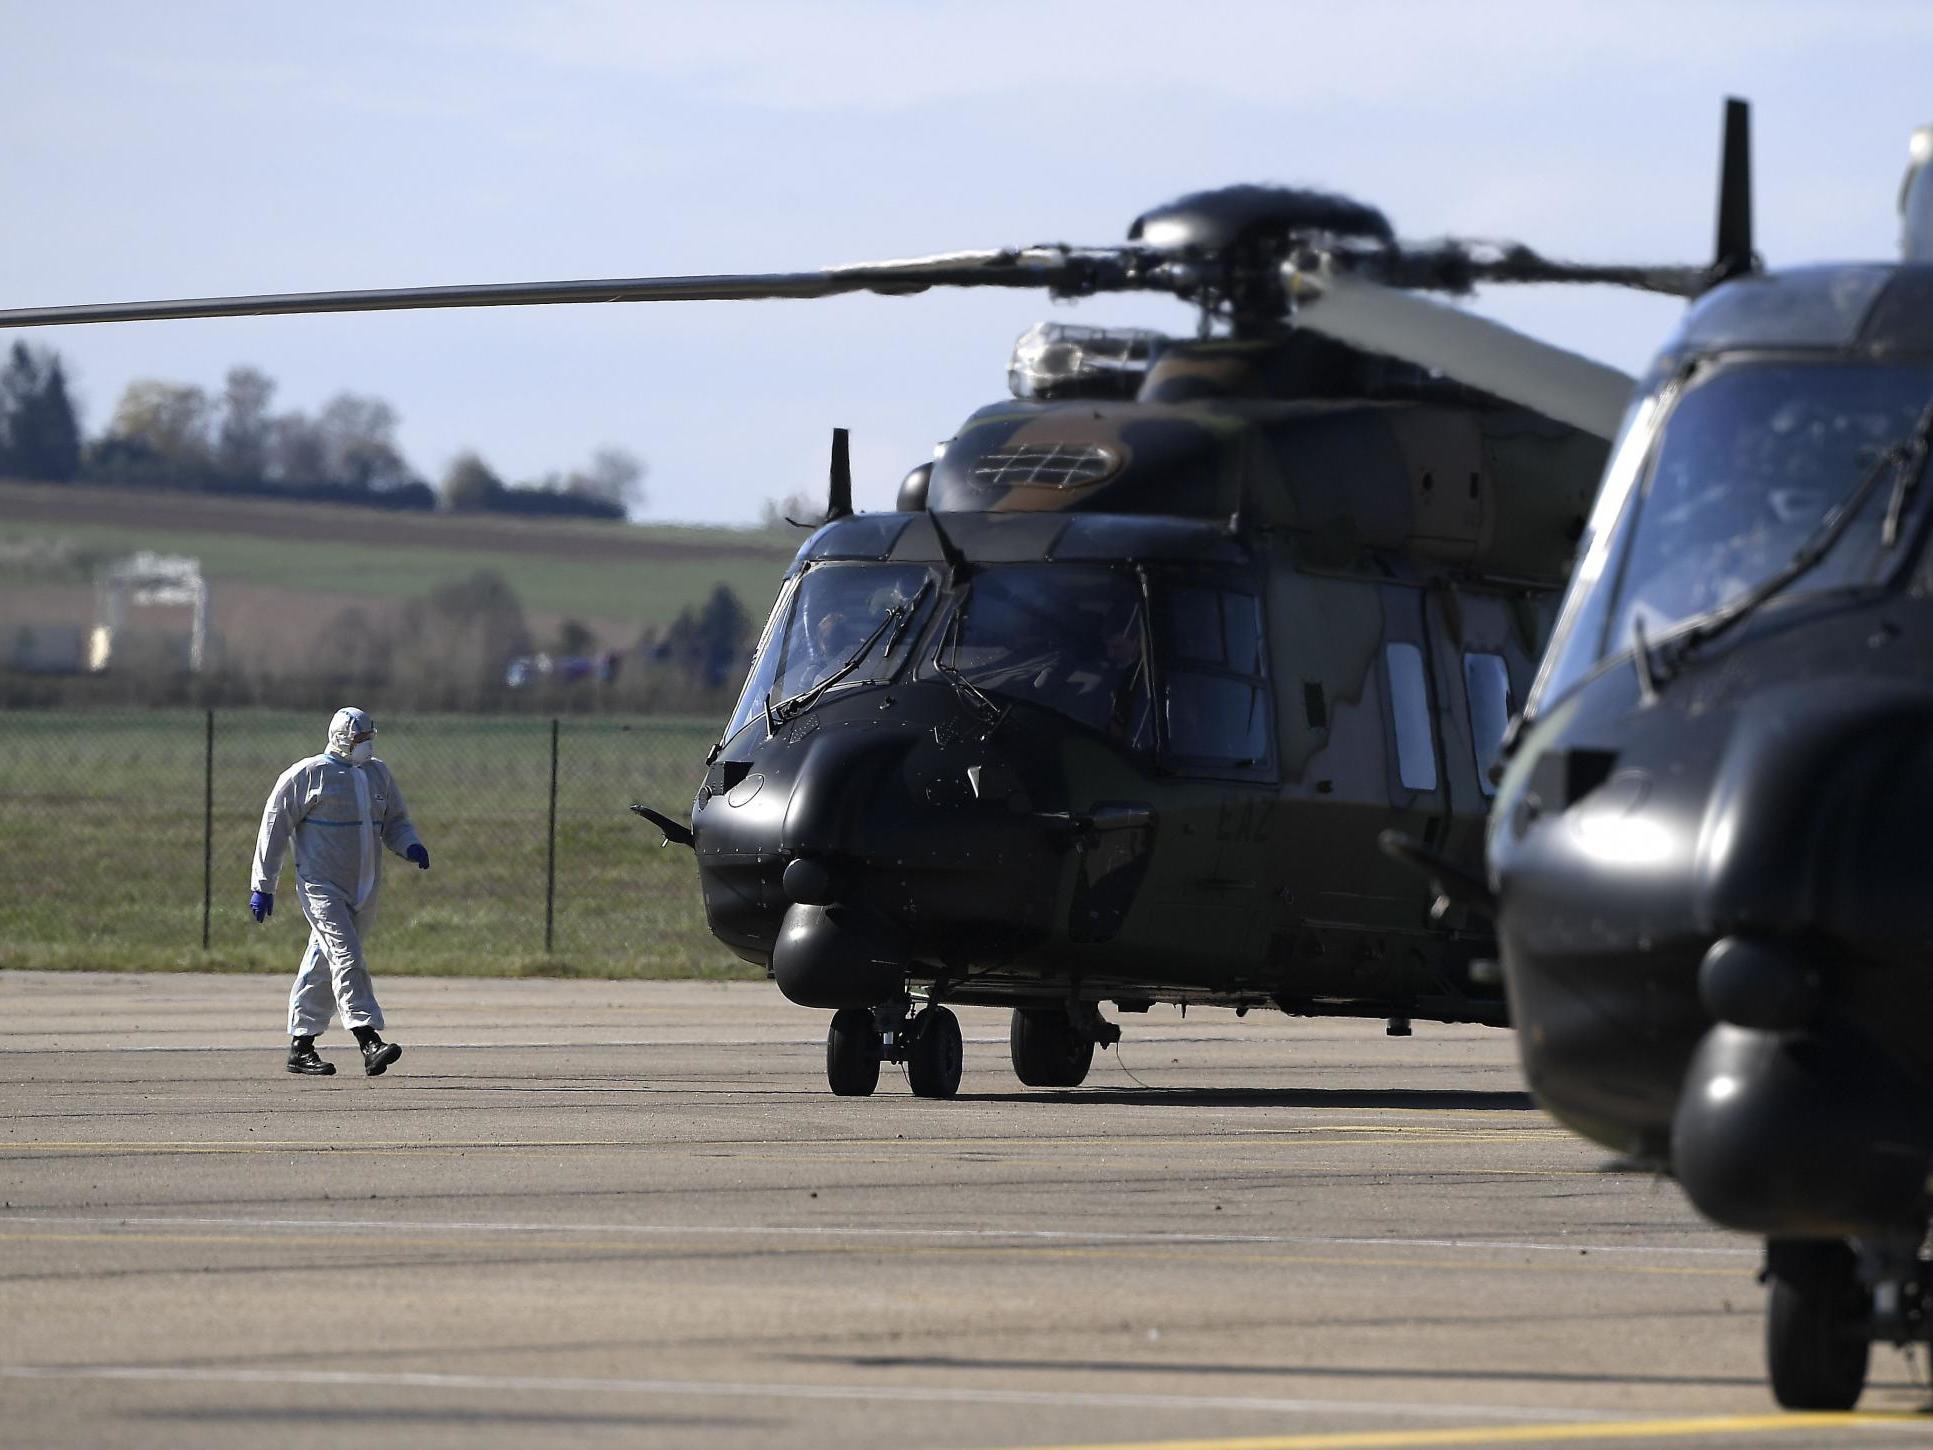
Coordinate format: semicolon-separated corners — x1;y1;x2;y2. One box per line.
0;708;763;980
0;479;798;649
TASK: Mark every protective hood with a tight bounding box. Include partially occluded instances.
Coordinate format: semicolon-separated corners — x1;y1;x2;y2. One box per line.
326;706;377;763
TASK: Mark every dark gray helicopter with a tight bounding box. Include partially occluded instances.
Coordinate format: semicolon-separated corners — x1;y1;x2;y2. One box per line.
1471;102;1933;1410
0;181;1669;1100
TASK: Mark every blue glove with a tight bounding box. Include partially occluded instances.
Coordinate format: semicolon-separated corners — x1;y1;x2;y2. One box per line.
249;891;273;923
406;844;430;871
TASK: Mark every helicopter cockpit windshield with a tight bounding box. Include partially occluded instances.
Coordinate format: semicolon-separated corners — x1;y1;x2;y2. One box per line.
926;566;1154;746
723;562;937;742
1530;360;1933;710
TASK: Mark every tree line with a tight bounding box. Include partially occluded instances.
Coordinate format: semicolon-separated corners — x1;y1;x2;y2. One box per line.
5;563;755;717
0;343;645;521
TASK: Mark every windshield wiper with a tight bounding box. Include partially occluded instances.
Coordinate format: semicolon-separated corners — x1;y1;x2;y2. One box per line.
932;608;1006;726
1657;396;1933;681
768;581;931;725
1882;397;1933;546
883;579;933;654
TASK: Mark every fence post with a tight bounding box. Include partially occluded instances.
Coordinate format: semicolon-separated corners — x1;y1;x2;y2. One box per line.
202;708;214;951
544;717;559;954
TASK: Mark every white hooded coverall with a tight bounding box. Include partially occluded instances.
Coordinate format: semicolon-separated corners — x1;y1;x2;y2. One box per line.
252;751;424;1037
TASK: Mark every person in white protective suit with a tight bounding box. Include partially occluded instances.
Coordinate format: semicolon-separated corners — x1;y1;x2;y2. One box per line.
250;707;430;1077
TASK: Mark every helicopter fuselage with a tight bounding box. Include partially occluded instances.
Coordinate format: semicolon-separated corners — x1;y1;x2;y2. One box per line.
1489;264;1933;1242
695;512;1511;1021
686;355;1603;1059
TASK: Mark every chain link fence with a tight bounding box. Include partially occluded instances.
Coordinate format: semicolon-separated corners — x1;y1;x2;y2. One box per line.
0;709;755;978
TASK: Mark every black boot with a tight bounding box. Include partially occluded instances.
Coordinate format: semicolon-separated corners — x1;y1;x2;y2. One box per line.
286;1035;336;1076
355;1028;402;1077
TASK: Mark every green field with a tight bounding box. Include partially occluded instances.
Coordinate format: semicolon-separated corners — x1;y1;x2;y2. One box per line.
0;480;798;634
0;708;763;980
5;514;792;625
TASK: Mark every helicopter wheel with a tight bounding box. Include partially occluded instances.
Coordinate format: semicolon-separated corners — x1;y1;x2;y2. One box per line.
1765;1239;1870;1410
906;1006;963;1099
826;1008;881;1097
1010;1008;1095;1088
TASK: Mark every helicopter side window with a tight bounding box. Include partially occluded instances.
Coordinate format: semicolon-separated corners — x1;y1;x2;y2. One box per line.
1385;642;1438;793
721;577;797;745
721;563;935;744
1462;652;1512;797
929;565;1152;745
1157;585;1271;773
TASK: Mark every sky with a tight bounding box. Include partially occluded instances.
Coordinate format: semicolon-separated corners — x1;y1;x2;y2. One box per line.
4;1;1932;524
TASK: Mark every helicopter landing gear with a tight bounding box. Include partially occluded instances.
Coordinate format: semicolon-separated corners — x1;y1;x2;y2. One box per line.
1782;1227;1933;1412
826;1000;962;1098
905;1005;964;1098
1764;1239;1872;1410
1761;1230;1933;1412
826;1007;881;1097
1010;1003;1117;1087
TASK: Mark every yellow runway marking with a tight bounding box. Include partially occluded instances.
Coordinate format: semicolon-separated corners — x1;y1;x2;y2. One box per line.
1007;1409;1933;1448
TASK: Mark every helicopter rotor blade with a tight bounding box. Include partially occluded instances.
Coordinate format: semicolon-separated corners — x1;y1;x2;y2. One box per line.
0;248;1136;332
1374;240;1707;299
1288;264;1637;439
1457;250;1707;299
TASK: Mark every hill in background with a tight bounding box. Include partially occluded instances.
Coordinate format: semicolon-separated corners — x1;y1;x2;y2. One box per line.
0;479;799;687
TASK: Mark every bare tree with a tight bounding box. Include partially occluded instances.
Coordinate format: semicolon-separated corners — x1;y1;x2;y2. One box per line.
268;411;328;488
760;490;818;529
215;366;276;481
317;392;411;490
391;570;532;708
564;445;647;513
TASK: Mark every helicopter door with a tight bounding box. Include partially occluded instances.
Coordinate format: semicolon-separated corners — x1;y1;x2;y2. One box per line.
1143;580;1278;970
1377;586;1451;870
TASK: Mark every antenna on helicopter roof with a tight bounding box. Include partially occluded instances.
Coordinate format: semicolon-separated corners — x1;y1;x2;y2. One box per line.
826;427;854;522
1713;97;1757;284
785;427;856;528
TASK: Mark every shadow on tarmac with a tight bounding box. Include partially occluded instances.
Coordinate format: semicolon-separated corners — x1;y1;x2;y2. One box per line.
956;1085;1537;1112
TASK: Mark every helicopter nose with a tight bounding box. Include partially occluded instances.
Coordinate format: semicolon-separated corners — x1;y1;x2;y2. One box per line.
692;683;1072;1007
775;726;914;859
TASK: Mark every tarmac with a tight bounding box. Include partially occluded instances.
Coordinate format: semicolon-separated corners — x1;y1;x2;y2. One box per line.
4;970;1933;1450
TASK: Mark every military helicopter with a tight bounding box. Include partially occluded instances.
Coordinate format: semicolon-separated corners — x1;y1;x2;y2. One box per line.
1470;102;1933;1410
1;172;1675;1100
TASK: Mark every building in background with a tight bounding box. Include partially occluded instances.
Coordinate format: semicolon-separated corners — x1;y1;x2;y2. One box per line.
90;551;210;674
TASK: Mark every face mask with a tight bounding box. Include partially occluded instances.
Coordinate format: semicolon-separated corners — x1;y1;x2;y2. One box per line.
349;740;374;765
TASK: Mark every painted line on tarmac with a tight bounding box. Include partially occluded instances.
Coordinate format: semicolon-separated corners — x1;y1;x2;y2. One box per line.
1004;1411;1933;1449
0;1212;1756;1259
0;1122;1569;1154
6;1034;1317;1053
2;1036;952;1052
0;1228;1748;1279
0;1362;1619;1423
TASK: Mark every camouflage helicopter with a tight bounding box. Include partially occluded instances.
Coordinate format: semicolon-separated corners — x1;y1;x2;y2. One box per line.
0;178;1680;1099
1458;102;1933;1410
